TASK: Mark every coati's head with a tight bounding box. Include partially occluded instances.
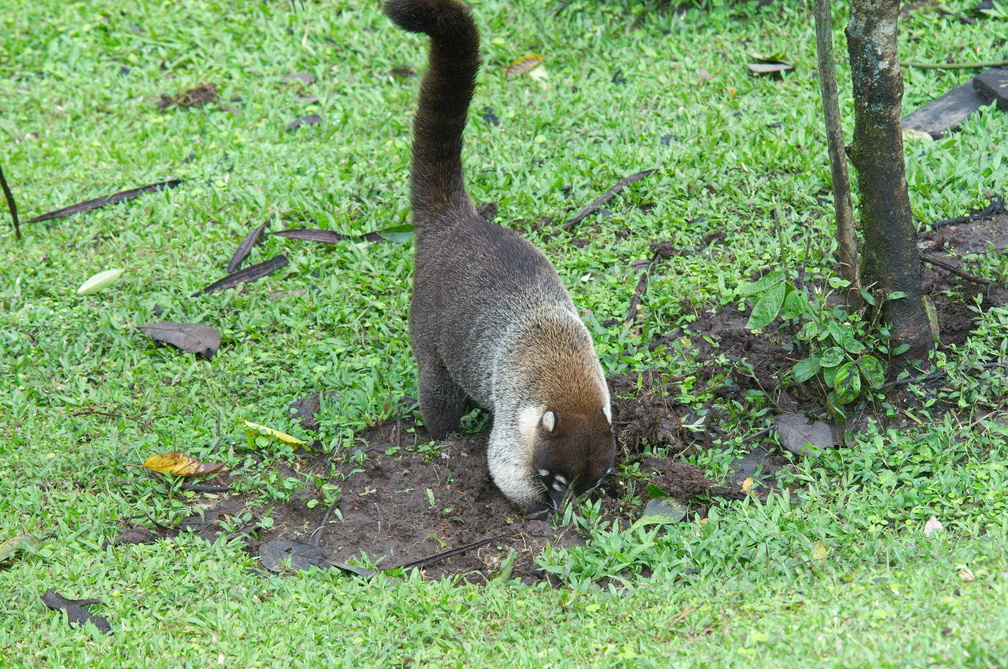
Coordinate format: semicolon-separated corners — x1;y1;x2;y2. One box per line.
518;403;616;513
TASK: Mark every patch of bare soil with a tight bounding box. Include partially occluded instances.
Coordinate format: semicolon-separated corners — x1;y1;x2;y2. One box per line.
244;210;1005;583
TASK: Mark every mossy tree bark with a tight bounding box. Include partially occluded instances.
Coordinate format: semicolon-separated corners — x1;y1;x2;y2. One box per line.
846;0;932;361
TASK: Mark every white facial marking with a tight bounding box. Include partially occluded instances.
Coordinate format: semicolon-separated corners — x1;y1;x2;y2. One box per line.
602;405;612;424
518;405;545;447
541;410;555;432
555;474;568;486
552;481;565;492
538;469;549;477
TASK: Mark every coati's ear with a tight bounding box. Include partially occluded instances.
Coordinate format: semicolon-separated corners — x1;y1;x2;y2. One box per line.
602;405;612;424
541;410;555;432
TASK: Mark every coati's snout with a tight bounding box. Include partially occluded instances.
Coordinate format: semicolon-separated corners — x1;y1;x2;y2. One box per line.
531;407;616;511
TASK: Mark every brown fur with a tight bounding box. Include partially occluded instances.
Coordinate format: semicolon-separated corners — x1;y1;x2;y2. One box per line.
384;0;615;511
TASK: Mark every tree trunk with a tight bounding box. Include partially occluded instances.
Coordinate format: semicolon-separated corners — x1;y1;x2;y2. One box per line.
846;0;932;361
813;0;859;306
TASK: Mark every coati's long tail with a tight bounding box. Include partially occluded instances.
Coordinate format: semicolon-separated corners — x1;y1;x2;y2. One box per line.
384;0;480;220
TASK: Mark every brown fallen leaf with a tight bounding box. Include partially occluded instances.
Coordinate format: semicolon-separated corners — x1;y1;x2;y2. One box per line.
226;222;269;273
282;72;316;84
746;61;793;75
272;229;349;245
41;589;112;634
504;54;545;78
139;322;221;359
273;224;415;245
143;451;225;477
0;164;20;240
285;113;325;131
194;255;289;297
158;83;219;110
25;180;182;224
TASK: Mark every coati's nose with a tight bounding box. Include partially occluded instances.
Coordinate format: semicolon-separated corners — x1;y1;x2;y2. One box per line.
542;472;569;509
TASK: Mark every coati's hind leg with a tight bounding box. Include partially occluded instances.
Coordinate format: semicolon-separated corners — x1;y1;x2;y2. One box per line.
415;353;466;440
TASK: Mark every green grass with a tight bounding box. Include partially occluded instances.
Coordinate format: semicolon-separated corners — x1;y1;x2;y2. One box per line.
2;0;1008;665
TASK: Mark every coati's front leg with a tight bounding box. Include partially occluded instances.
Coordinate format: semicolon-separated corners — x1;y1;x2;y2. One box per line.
415;351;467;440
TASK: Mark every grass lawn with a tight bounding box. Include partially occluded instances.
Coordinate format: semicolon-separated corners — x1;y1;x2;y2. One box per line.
2;0;1008;666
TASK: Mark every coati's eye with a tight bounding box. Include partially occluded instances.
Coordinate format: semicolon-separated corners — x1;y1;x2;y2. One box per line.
541;410;555;432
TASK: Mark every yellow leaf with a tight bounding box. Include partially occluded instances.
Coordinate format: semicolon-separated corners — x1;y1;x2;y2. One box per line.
698;518;708;524
741;477;754;493
812;541;828;561
503;54;544;79
143;451;225;477
243;419;306;446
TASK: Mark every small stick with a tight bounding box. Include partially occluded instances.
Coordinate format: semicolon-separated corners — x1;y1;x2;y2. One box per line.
309;496;341;547
904;60;1008;69
396;533;507;571
880;370;946;389
626;250;661;324
25;179;182;223
561;169;656;232
922;254;993;286
0;164;20;240
179;484;233;493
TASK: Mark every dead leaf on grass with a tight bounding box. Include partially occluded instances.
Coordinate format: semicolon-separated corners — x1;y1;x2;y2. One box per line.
243;419;306;446
158;83;219;110
776;412;834;455
25;179;182;224
226;222;268;273
282;72;316;84
142;452;225;477
41;589;112;634
924;515;944;537
503;54;544;78
259;540;377;577
285;113;325;131
746;61;793;74
812;541;828;561
389;65;416;79
139;322;221;359
958;565;976;582
0;534;40;564
273;224;415;245
194;255;288;297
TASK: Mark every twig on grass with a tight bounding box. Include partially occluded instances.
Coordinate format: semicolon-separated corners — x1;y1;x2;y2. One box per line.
25;179;182;223
0;164;20;240
561;169;656;232
904;60;1008;69
396;533;508;571
922;253;993;286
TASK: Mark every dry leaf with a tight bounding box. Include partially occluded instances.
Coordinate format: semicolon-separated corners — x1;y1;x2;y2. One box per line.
924;515;944;537
741;477;755;493
958;565;975;582
243;419;306;446
504;54;544;78
143;452;225;477
812;541;828;561
776;413;834;456
746;61;793;74
41;589;112;634
139;322;221;359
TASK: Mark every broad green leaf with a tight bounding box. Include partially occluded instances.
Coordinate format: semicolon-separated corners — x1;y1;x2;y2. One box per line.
834;362;861;404
780;288;807;320
78;268;124;295
820;347;845;368
637;497;687;526
375;224;415;243
859;289;877;306
798;320;820;341
737;271;784;297
746;281;786;330
792;357;821;383
647;483;669;499
858;355;886;389
887;291;907;301
823;363;840;388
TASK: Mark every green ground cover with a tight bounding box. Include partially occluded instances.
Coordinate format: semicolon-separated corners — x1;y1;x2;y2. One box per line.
2;0;1007;665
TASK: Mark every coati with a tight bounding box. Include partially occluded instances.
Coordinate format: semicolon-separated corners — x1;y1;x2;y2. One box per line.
384;0;615;512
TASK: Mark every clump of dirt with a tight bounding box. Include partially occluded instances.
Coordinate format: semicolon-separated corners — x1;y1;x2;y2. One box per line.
158;83;219;111
249;406;719;583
